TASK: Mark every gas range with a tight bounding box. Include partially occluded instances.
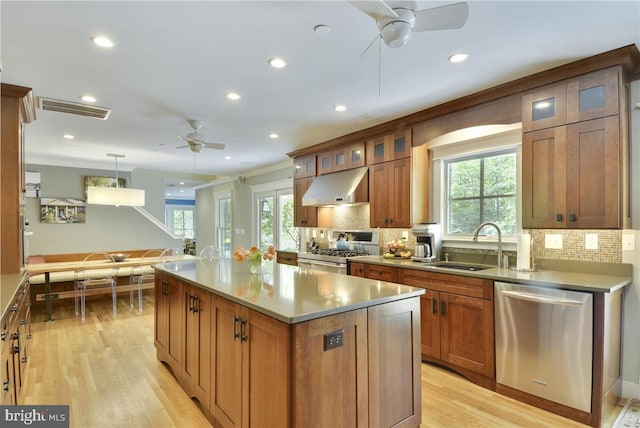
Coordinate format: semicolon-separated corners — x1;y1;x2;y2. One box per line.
298;230;379;273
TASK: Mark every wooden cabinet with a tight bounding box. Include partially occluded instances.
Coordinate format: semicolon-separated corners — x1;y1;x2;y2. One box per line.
293;154;316;179
364;263;398;282
317;141;366;175
397;268;495;384
366;129;412;164
368;297;422;427
522;67;624;229
523;116;620;228
1;84;35;275
182;285;211;408
211;297;290;428
522;68;619;132
155;272;183;376
349;261;365;277
1;275;31;405
369;158;412;228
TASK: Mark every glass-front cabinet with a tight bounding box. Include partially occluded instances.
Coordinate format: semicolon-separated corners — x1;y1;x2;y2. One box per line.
293;155;316;179
367;129;412;165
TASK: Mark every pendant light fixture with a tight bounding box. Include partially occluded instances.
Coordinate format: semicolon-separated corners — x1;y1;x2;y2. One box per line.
87;153;145;207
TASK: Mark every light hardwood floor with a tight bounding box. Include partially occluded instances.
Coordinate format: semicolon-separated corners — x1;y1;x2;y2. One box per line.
22;295;612;427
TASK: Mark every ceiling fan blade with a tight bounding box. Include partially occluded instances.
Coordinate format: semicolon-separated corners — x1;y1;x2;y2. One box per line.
176;144;189;149
413;2;468;32
349;0;398;21
177;135;190;142
203;142;225;150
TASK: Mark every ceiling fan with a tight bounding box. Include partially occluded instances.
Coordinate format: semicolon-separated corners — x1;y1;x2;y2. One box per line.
176;120;225;153
351;0;469;50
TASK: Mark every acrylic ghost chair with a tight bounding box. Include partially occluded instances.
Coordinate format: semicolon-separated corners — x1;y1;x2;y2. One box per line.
74;252;117;321
129;248;172;312
199;245;220;261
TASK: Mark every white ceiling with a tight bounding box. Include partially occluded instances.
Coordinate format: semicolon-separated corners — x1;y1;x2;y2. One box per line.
2;1;639;186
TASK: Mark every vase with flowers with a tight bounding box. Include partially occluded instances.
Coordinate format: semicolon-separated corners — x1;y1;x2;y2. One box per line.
234;245;275;274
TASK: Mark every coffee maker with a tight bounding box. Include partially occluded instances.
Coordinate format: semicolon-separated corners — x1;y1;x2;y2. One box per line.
410;223;442;263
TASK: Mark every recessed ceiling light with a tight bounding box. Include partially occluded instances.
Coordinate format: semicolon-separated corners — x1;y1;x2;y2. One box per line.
179;182;185;185
268;58;286;69
166;193;171;197
224;156;232;160
91;36;114;48
227;92;241;101
179;189;184;193
63;134;75;139
314;25;331;34
334;105;347;112
448;52;468;63
80;95;96;103
269;133;279;139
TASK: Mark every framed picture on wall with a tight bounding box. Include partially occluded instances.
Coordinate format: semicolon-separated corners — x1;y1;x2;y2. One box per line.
40;198;86;224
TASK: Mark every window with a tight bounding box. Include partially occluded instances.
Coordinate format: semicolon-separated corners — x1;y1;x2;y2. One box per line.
166;205;195;238
254;184;298;250
445;150;517;236
215;193;232;258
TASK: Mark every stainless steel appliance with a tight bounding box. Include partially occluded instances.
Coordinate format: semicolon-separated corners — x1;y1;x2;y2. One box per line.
410;223;441;263
297;230;379;274
494;281;593;412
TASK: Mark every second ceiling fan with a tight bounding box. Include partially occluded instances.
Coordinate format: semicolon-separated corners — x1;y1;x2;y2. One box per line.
177;120;225;153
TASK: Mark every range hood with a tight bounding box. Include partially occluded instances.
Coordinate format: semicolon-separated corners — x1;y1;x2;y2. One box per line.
302;166;369;206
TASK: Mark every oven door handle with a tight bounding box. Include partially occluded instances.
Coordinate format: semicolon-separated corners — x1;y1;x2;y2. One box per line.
299;259;347;268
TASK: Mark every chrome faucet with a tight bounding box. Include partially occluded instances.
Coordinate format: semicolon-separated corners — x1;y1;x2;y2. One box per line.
472;222;503;268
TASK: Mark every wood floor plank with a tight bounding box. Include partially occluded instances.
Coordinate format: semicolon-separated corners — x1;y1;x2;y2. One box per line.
23;295;619;427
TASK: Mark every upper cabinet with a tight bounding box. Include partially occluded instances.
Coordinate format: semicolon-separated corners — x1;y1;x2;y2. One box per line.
522;66;625;229
367;129;412;164
317;141;366;175
522;68;619;132
293;154;316;179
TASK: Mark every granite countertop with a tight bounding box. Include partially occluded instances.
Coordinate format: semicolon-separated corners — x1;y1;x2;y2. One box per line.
349;256;632;293
154;260;424;324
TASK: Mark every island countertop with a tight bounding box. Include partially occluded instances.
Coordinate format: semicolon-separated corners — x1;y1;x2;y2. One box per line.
154;259;425;324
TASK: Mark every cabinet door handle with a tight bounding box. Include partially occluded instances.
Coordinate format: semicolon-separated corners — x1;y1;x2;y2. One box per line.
440;299;446;316
568;213;577;222
240;317;248;343
233;315;241;341
3;380;9;391
432;297;438;314
192;296;199;313
556;213;563;222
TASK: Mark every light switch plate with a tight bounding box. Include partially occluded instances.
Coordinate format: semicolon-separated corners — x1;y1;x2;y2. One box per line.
545;234;563;249
585;234;598;250
622;234;636;251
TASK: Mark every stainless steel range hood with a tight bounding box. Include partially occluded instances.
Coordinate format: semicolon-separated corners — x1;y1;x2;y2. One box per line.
302;166;368;206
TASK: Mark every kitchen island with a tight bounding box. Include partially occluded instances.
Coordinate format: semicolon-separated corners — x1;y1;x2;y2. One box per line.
153;259;425;428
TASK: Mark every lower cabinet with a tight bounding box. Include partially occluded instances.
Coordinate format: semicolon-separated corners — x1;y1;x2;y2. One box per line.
210;297;290;428
183;285;211;409
155;273;183;376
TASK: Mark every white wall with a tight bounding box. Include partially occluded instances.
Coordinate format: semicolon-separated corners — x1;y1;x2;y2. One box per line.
25;164;182;255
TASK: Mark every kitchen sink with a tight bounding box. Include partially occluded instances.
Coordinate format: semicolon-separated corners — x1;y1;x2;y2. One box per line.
427;262;493;271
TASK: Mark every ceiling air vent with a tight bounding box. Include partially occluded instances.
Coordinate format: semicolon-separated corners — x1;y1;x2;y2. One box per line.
37;97;111;120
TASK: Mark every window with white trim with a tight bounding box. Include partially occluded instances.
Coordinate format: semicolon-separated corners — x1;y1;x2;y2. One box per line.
166;205;195;238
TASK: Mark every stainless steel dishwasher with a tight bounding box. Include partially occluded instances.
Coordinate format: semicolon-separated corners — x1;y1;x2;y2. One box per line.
494;281;593;412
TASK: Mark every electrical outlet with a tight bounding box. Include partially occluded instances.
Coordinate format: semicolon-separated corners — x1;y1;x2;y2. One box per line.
623;234;636;251
545;234;563;250
323;330;344;351
585;234;598;250
402;231;409;241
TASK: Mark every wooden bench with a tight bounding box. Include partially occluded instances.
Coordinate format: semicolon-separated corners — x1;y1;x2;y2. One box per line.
27;249;165;304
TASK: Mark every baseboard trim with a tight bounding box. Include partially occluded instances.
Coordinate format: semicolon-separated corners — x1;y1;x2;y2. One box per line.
621;380;640;400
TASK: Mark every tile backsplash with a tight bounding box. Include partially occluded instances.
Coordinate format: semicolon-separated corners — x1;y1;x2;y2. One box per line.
314;204;624;264
528;229;622;263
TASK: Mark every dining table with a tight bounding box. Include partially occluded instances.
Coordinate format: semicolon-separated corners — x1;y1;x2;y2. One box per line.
26;254;197;321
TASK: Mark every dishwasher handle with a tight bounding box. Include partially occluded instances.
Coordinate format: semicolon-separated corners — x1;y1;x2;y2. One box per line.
499;290;585;307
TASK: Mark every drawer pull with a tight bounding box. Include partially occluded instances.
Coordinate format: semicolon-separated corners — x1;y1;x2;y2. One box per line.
432;297;438;314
